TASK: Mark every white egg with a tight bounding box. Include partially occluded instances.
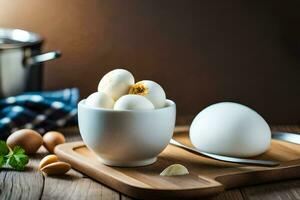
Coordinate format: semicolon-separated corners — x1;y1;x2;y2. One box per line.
129;80;166;108
98;69;135;100
114;94;154;110
85;92;115;109
190;102;271;157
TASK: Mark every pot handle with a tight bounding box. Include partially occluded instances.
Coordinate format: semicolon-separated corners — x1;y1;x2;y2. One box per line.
25;51;61;66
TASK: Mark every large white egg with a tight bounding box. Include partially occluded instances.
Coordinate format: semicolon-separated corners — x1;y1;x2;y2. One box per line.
114;94;154;110
129;80;166;108
190;102;271;157
85;92;115;109
98;69;135;100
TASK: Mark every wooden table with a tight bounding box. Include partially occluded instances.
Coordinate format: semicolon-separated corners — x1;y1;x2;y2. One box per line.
1;120;300;200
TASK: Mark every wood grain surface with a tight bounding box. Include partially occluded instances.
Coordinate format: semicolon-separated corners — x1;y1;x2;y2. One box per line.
54;128;300;199
1;124;300;200
0;153;44;200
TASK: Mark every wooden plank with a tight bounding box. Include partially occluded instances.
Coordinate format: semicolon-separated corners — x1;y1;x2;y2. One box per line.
41;169;120;200
210;190;244;200
241;180;300;200
271;125;300;133
240;125;300;200
120;195;132;200
41;127;120;200
120;189;244;200
0;150;44;200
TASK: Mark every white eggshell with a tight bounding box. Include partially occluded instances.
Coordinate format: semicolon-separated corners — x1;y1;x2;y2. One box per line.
114;94;154;110
190;102;271;157
129;80;166;108
98;69;135;100
85;92;115;109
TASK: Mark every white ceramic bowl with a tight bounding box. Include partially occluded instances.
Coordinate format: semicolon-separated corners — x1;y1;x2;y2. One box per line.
78;99;176;167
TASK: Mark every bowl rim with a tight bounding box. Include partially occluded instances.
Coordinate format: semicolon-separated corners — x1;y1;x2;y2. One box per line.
78;99;176;113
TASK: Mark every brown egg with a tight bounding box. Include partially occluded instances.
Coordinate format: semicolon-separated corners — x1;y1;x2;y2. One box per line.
7;129;43;154
43;131;66;153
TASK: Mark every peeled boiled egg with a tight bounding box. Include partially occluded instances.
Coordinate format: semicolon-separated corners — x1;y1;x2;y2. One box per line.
129;80;166;108
114;94;154;110
190;102;271;157
98;69;134;100
85;92;115;109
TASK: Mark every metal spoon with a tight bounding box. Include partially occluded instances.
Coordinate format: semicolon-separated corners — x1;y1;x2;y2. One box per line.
272;132;300;144
170;138;280;167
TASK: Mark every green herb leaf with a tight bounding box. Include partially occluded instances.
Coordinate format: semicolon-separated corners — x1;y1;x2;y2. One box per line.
0;140;9;156
7;146;29;171
0;141;29;171
0;156;5;167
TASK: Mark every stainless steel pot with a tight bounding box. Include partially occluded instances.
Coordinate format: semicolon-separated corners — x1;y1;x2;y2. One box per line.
0;28;61;97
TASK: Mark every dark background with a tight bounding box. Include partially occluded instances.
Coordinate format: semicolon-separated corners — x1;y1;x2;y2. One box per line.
0;0;300;123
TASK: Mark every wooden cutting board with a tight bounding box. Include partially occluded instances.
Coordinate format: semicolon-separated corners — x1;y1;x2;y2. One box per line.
55;126;300;199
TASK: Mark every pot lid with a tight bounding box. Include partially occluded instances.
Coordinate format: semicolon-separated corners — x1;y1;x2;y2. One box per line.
0;28;43;49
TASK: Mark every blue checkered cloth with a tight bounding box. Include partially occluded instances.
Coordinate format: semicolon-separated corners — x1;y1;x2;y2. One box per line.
0;88;79;140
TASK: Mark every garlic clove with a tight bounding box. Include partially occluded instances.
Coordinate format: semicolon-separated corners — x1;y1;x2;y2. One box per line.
40;161;71;175
160;164;189;176
39;154;59;170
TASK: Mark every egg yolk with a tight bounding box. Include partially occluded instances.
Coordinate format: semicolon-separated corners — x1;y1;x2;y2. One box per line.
129;83;149;96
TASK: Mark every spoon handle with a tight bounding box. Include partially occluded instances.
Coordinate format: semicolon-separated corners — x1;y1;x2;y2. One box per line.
272;132;300;144
170;139;279;167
